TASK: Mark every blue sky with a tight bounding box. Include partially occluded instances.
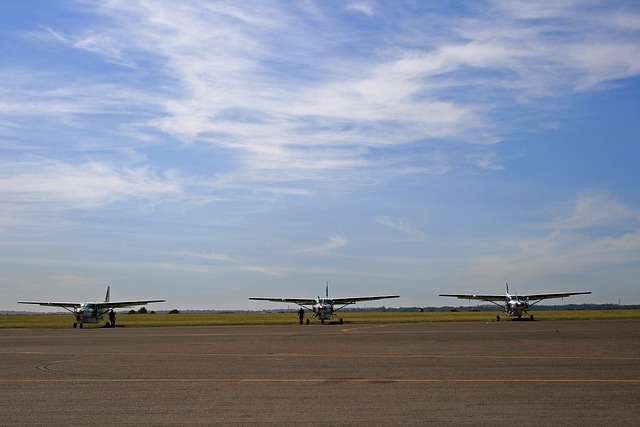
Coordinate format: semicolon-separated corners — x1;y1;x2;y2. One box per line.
2;1;639;311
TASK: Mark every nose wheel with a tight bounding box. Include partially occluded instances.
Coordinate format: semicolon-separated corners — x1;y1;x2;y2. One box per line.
496;310;535;321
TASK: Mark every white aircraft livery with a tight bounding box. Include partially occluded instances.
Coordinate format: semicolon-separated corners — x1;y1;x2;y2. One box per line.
18;286;165;328
439;283;591;321
250;284;399;324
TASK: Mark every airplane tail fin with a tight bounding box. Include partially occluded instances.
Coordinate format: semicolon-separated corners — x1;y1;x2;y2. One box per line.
105;286;110;302
326;282;329;298
505;281;509;295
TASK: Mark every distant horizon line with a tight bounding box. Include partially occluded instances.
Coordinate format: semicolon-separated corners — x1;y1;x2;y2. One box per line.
3;302;638;315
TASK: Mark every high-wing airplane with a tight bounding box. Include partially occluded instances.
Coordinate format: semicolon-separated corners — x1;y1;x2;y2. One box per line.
250;285;399;324
439;283;591;321
18;286;165;328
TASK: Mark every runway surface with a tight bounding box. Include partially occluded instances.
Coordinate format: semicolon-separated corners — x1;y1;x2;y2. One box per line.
1;319;639;425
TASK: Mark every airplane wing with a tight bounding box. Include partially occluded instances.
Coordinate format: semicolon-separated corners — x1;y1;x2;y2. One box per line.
439;294;506;302
96;300;165;310
18;300;164;310
439;291;591;303
17;301;82;308
248;297;317;305
249;295;399;305
520;292;591;301
331;295;399;304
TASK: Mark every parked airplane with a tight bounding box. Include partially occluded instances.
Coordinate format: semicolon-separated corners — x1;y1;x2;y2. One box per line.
250;284;399;324
439;283;591;321
18;286;165;328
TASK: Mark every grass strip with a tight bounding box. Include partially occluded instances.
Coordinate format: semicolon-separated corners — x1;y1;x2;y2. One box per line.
1;310;639;329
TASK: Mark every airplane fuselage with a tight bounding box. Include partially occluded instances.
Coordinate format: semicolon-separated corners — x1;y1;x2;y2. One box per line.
505;295;529;317
76;303;106;324
312;298;334;320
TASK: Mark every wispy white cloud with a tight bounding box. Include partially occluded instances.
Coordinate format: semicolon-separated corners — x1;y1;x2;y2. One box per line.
0;74;155;122
22;25;134;67
291;235;348;255
375;216;428;242
47;2;493;172
346;2;374;17
468;191;640;285
5;0;640;198
180;251;239;264
74;33;134;67
233;265;285;278
0;157;182;225
177;251;285;278
21;25;66;44
465;152;504;171
140;260;284;278
548;192;638;230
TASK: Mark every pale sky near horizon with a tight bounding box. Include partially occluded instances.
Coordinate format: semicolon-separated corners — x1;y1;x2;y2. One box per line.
1;1;639;311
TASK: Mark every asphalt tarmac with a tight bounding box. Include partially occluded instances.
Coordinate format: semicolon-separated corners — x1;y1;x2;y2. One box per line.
1;319;639;425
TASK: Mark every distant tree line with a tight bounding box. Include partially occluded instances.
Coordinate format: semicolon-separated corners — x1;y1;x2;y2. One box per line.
127;307;156;314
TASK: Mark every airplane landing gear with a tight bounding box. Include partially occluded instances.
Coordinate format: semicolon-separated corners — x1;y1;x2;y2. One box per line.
522;310;535;321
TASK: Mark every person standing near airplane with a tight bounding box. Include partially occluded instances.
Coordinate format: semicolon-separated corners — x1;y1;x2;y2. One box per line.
298;307;305;325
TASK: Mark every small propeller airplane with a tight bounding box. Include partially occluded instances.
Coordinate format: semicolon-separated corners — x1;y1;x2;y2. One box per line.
250;284;399;324
18;286;165;328
439;283;591;321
